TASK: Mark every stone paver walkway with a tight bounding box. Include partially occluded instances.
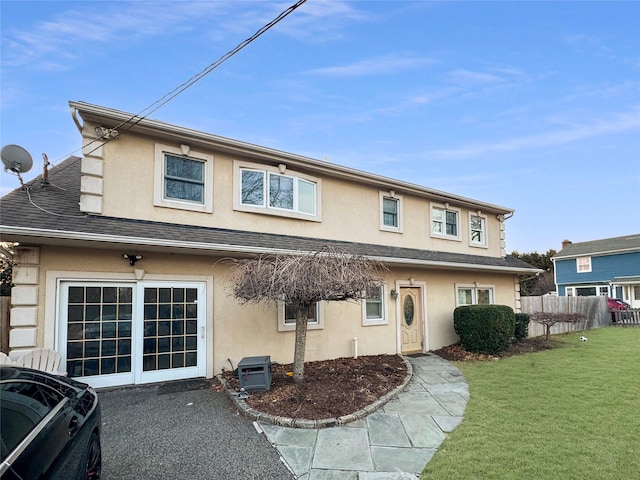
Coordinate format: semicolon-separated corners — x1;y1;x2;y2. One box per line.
257;354;468;479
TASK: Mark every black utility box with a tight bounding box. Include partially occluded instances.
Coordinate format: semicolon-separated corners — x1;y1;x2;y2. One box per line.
237;355;272;391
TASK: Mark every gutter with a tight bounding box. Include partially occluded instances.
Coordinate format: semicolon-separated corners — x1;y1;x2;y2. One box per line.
553;247;640;260
0;225;538;274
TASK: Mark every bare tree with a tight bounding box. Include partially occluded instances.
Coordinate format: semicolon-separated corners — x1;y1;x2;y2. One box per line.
226;246;386;382
529;312;586;341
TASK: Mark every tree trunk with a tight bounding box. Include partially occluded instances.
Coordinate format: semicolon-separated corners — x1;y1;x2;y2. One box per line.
293;310;309;383
545;324;551;341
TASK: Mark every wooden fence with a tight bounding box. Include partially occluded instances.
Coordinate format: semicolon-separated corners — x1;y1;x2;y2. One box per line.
612;308;640;325
0;296;10;354
521;296;610;338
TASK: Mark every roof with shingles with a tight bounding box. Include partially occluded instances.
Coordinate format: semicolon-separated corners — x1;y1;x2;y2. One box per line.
553;235;640;259
0;157;536;272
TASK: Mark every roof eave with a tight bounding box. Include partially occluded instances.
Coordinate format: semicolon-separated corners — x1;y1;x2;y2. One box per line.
553;246;640;260
1;225;535;273
69;101;514;215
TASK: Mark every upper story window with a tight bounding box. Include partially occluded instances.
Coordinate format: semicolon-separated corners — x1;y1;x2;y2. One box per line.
431;204;461;240
457;284;494;306
154;143;213;213
577;257;591;273
362;285;387;326
234;160;321;221
165;155;204;203
379;191;403;233
278;301;324;331
470;214;487;247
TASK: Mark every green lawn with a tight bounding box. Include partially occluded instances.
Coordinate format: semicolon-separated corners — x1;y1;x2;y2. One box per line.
422;327;640;480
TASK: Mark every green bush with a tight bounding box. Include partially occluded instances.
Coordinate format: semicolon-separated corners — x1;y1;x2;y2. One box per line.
454;305;516;354
514;313;530;340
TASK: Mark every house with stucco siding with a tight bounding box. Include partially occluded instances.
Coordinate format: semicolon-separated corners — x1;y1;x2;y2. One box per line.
0;101;537;388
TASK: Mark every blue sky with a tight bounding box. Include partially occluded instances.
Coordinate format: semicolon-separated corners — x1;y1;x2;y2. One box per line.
1;0;639;253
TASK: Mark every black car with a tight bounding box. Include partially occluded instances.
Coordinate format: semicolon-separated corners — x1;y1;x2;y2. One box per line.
0;366;101;480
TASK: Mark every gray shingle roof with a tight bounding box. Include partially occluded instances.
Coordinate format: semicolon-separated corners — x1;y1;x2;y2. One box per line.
0;157;537;272
554;235;640;259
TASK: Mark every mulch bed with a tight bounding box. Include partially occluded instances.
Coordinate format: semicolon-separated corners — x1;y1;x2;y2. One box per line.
432;337;555;362
221;354;407;420
217;339;555;420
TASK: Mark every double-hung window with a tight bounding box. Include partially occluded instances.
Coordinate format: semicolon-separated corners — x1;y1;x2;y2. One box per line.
432;205;460;239
456;284;494;306
164;155;204;203
278;301;323;331
470;215;487;246
380;192;403;232
154;143;213;213
362;285;387;325
235;161;320;220
577;257;591;273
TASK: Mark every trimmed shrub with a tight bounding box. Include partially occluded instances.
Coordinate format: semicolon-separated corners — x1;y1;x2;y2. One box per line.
454;305;516;354
514;313;530;340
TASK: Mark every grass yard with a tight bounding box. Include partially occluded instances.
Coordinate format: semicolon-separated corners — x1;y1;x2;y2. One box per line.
422;327;640;480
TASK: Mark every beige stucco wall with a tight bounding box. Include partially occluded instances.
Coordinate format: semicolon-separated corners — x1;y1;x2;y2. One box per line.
84;123;505;258
18;245;518;379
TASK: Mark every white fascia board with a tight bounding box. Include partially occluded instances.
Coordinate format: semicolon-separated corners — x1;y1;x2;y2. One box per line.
2;225;540;274
553;247;640;260
367;255;543;274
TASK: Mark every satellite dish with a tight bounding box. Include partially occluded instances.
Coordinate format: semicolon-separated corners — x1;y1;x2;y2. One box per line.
1;144;33;174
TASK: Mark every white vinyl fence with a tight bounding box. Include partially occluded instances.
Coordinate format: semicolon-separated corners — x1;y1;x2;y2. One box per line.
521;296;610;338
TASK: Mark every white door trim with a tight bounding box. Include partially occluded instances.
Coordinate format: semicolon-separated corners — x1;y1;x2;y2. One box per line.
395;280;428;354
55;278;207;389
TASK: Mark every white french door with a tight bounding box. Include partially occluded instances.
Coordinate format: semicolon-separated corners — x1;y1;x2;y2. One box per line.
58;281;206;388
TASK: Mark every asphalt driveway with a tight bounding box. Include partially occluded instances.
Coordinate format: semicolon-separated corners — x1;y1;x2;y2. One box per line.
98;379;294;480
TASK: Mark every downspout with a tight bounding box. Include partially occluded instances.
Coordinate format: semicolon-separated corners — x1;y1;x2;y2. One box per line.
353;337;358;359
71;106;83;133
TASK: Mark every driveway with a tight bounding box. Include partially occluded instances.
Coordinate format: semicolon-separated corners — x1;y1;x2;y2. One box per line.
98;379;294;480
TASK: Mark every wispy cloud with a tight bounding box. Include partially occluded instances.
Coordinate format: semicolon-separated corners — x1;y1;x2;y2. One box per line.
447;69;505;86
1;2;231;70
305;55;434;77
427;107;640;160
1;1;360;71
275;0;368;42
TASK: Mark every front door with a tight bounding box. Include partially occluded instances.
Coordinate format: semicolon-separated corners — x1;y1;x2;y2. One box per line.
400;287;423;354
58;281;206;388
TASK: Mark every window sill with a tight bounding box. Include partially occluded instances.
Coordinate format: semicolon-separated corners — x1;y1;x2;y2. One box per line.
235;204;321;222
431;233;461;241
363;319;388;326
154;198;212;213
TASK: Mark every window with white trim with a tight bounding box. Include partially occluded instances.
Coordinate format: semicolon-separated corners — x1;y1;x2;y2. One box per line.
362;285;387;326
470;214;487;246
456;284;494;306
577;257;591;273
154;143;213;213
565;286;608;297
235;161;320;220
278;302;323;331
379;192;403;232
432;205;460;240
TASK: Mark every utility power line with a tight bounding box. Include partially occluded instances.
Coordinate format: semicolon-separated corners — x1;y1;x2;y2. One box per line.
72;0;308;160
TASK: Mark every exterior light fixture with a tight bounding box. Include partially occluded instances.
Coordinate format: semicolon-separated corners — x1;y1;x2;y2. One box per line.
390;289;399;300
122;253;143;266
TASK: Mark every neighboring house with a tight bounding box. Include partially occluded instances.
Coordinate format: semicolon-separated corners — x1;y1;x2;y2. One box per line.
553;235;640;308
0;101;537;389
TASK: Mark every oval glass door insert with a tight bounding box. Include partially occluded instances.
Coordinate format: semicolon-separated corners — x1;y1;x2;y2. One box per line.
403;295;415;326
